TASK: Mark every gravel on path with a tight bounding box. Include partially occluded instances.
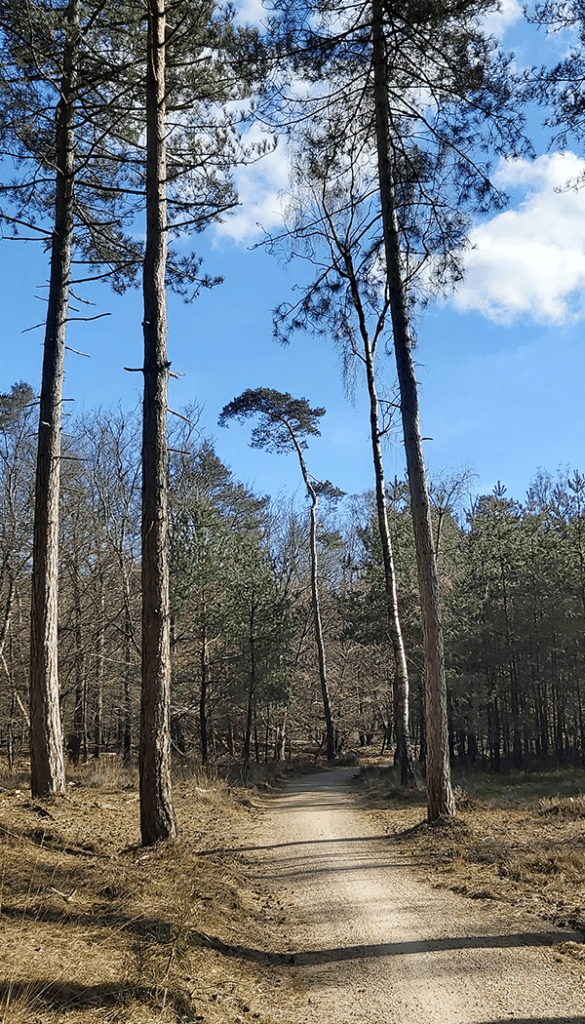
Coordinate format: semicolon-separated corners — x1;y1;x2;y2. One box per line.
248;766;585;1024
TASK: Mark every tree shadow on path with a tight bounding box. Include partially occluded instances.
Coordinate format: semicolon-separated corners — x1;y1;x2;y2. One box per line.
181;926;579;966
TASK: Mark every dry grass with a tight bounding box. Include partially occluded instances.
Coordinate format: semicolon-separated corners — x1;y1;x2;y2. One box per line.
0;758;307;1024
10;751;585;1022
358;760;585;963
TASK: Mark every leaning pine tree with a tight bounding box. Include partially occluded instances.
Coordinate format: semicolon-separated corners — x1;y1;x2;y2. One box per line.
219;389;342;762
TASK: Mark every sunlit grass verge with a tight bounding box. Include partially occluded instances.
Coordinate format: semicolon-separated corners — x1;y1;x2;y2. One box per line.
70;753;138;793
357;760;585;959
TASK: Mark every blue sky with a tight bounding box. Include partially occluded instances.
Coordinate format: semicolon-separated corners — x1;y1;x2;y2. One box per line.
2;0;585;510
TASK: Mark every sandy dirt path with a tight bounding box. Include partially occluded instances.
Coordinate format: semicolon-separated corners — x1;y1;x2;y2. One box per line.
248;766;585;1024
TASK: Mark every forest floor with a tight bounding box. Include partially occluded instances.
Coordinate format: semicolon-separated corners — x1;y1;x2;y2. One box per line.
1;754;585;1022
0;756;308;1024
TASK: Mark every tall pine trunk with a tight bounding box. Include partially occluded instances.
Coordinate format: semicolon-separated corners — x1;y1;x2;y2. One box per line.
371;0;454;820
139;0;177;844
30;0;80;799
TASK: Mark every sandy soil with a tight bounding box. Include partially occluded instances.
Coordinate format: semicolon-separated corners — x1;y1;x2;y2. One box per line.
245;766;585;1024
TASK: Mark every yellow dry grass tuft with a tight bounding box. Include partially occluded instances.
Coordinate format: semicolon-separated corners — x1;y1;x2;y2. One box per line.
358;761;585;962
0;758;307;1024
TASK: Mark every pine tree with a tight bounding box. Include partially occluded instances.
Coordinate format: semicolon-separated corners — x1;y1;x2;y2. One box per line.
0;0;265;814
263;0;528;817
268;121;416;783
136;0;264;843
219;388;341;761
0;0;146;797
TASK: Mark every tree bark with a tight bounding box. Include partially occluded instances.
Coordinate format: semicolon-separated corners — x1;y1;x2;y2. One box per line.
363;332;414;784
2;578;16;771
139;0;177;844
308;486;336;760
72;565;87;765
200;616;209;766
123;594;133;763
371;0;455;819
292;439;336;761
93;575;104;758
317;154;413;778
30;0;80;799
244;605;256;767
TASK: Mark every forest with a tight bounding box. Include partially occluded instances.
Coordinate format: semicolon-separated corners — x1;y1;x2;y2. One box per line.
1;0;585;843
3;381;585;774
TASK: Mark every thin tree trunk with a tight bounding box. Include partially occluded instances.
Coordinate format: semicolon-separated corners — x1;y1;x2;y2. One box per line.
307;489;336;760
244;605;256;767
2;592;16;772
72;569;87;764
200;618;209;766
342;241;413;783
30;0;80;799
371;0;454;819
120;557;134;763
0;575;15;660
93;577;104;758
139;0;177;844
488;673;501;771
363;339;414;784
290;436;336;761
275;713;286;761
264;707;271;763
123;594;133;763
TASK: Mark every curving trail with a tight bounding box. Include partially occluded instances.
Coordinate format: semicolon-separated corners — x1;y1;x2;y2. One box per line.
249;766;584;1024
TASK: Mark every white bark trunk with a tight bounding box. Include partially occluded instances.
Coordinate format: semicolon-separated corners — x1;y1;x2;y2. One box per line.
364;341;413;784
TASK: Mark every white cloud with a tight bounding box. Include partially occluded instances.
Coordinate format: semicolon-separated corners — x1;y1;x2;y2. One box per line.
479;0;523;40
214;128;291;244
452;151;585;324
233;0;267;28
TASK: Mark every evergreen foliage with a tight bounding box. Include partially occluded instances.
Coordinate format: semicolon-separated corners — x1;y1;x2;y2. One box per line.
1;0;585;793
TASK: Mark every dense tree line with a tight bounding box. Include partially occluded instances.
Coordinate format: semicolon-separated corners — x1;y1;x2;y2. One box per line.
447;474;585;769
341;474;585;771
3;377;585;774
0;390;296;767
0;382;396;768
